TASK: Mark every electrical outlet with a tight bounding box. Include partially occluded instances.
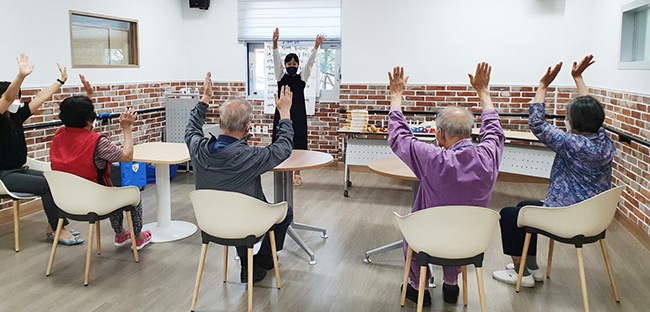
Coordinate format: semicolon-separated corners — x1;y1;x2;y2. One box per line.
254;125;261;134
262;126;269;134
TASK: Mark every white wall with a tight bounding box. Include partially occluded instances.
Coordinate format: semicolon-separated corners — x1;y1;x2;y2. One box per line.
3;0;648;94
0;0;246;88
341;0;569;86
565;0;650;94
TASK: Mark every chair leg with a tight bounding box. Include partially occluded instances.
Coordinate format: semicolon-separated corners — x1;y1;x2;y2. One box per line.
46;219;65;276
417;266;427;312
126;211;139;263
96;221;101;255
576;247;589;312
547;239;554;278
269;231;281;289
476;267;487;312
400;247;413;307
191;243;208;312
248;248;253;312
84;222;95;286
223;246;228;283
599;239;620;302
462;265;468;306
13;200;20;252
516;232;532;293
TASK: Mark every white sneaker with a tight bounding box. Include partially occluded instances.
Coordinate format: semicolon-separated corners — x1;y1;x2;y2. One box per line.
505;263;544;282
492;269;535;288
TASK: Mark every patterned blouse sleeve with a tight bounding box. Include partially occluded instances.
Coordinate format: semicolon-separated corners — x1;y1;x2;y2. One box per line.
528;102;579;157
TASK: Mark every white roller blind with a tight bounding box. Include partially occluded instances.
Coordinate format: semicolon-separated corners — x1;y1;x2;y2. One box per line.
238;0;341;42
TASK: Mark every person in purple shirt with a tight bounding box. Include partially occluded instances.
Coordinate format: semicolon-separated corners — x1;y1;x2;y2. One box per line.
388;64;505;306
492;55;616;288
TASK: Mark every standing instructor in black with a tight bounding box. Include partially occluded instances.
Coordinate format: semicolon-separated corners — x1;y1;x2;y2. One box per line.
272;27;324;185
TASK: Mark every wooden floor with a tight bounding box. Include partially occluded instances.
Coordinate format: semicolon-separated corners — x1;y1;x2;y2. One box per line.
1;168;649;312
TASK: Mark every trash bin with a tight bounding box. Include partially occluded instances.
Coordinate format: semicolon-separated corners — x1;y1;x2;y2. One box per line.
120;162;147;188
146;164;179;184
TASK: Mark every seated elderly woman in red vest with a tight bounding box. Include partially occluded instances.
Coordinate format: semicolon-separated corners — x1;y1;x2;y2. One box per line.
49;94;151;250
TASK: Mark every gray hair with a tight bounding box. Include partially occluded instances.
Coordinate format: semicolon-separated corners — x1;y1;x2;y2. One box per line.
219;97;253;133
435;107;474;138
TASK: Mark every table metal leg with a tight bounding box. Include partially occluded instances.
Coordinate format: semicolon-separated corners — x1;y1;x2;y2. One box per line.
363;240;403;264
274;171;328;264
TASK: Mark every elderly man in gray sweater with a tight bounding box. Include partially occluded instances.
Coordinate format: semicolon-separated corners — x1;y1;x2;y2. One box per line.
185;72;294;283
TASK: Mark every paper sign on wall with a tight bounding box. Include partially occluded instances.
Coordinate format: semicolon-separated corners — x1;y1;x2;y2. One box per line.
263;42;318;115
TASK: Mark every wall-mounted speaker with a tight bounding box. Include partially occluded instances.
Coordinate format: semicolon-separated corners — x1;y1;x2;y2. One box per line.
189;0;210;10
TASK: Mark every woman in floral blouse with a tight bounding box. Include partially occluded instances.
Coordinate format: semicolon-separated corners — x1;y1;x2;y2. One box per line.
492;55;617;287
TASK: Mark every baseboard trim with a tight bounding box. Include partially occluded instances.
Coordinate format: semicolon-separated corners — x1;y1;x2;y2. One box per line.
0;199;42;225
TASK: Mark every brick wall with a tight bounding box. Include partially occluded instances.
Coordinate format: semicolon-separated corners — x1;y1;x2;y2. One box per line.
3;80;649;240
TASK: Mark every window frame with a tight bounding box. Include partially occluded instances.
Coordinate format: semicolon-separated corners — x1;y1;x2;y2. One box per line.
245;41;341;103
69;10;140;69
619;0;650;70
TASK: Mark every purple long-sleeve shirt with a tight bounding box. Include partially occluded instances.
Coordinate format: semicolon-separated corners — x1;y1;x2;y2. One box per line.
529;102;616;207
388;109;505;212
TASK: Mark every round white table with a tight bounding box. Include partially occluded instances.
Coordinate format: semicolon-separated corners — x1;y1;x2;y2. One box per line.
132;142;196;243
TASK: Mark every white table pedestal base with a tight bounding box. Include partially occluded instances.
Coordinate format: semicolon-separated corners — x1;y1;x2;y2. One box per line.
142;221;197;243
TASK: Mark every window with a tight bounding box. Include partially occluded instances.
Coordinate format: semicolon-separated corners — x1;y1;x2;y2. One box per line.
239;0;342;103
620;1;650;69
246;42;341;103
70;11;139;68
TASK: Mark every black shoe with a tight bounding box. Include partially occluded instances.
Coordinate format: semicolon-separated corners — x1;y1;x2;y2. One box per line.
401;284;431;307
254;253;274;270
442;283;459;304
240;263;267;283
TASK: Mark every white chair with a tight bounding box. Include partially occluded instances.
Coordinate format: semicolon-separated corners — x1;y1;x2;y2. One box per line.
189;190;288;312
394;206;500;312
43;170;141;286
515;186;625;312
0;158;51;252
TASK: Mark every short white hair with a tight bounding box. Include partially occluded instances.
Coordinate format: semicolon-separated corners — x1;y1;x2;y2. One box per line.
219;97;253;133
435;107;474;138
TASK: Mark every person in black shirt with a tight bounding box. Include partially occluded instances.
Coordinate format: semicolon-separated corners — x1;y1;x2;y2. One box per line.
0;54;89;245
271;28;324;185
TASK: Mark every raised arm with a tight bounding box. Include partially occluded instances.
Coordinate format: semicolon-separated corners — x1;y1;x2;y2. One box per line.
389;66;409;111
468;62;494;111
117;107;137;162
571;54;594;96
28;63;67;114
185;72;212;151
533;62;562;104
272;28;284;81
79;74;94;99
0;54;34;113
301;33;325;81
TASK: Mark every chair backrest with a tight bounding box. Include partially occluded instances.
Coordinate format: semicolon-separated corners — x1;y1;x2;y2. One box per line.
43;171;140;216
393;206;500;259
0;179;11;197
189;190;288;239
26;157;51;172
517;186;625;238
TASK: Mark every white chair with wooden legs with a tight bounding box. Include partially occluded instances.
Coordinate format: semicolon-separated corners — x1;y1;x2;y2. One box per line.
189;190;288;312
0;158;50;252
394;206;500;312
43;171;141;286
515;186;625;312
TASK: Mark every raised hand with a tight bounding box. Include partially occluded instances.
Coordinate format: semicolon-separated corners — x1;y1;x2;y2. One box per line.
79;74;94;98
119;107;137;129
200;72;212;104
539;62;562;88
388;66;409;97
273;28;280;43
314;33;326;49
56;63;68;83
571;54;594;78
274;85;293;119
16;53;35;77
468;62;491;92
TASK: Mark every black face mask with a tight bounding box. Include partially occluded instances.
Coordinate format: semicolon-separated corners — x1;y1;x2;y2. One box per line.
286;67;298;76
